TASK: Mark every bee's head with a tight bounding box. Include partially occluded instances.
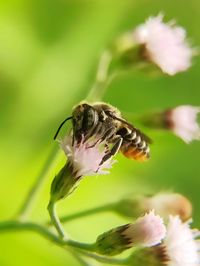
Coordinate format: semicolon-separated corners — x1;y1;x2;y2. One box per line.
72;103;98;135
72;103;89;122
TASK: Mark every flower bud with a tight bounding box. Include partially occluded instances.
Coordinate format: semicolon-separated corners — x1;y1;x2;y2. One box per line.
114;193;192;222
95;211;166;256
143;193;192;221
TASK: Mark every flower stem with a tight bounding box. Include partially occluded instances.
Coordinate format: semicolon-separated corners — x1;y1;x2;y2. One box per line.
0;220;93;251
86;49;113;102
78;250;128;265
47;201;67;240
47;203;115;225
71;252;93;266
17;146;60;220
0;220;63;245
0;220;128;265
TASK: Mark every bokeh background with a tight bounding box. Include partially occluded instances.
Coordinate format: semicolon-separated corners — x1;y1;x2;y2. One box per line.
0;0;200;265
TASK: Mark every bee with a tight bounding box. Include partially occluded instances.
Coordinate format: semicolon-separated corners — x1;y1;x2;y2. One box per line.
54;102;151;165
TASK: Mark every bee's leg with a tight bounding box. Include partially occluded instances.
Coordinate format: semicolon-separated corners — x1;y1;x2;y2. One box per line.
98;136;123;167
87;126;116;148
83;122;103;143
100;127;116;142
72;132;75;146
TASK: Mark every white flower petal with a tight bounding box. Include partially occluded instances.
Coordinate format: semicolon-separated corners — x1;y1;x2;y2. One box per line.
134;14;193;75
123;210;166;247
168;105;200;143
60;135;116;177
164;216;200;266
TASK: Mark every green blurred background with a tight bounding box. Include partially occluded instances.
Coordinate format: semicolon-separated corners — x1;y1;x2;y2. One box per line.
0;0;200;265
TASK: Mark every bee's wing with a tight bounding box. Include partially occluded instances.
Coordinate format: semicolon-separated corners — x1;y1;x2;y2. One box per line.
134;128;153;144
106;112;152;144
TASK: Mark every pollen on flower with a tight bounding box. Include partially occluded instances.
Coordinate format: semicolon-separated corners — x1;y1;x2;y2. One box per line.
133;14;194;75
60;135;116;178
123;210;166;247
166;105;200;143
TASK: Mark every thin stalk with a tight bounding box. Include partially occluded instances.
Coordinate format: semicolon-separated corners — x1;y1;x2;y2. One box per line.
0;220;63;245
17;146;60;220
47;201;67;239
71;252;93;266
78;250;128;265
47;203;115;225
87;49;113;102
0;220;128;265
0;220;94;252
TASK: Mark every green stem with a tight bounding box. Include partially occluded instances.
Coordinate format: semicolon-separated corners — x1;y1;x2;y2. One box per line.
0;220;63;245
17;146;60;220
47;203;115;225
71;252;93;266
0;220;95;252
78;250;127;265
47;201;67;239
87;49;113;102
0;220;128;265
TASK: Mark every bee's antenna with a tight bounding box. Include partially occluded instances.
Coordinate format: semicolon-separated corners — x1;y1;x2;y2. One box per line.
53;116;73;140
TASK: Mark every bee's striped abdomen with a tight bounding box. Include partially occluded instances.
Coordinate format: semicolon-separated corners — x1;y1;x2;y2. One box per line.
118;127;150;161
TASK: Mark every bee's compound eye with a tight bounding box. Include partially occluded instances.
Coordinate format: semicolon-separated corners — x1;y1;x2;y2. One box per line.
82;107;98;130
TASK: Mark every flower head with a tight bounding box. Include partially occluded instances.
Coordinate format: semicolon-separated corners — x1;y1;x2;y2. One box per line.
131;216;200;266
165;105;200;143
143;193;192;221
161;216;200;265
96;210;166;255
60;135;116;178
123;210;166;248
134;14;194;75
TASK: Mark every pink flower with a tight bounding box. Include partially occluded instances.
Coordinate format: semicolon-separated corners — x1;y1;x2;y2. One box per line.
60;135;116;178
123;210;166;247
134;14;194;75
134;216;200;266
166;105;200;143
96;210;166;255
163;216;200;266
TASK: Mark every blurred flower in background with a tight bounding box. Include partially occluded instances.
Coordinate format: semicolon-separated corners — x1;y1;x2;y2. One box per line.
115;192;192;221
165;105;200;143
133;14;194;75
